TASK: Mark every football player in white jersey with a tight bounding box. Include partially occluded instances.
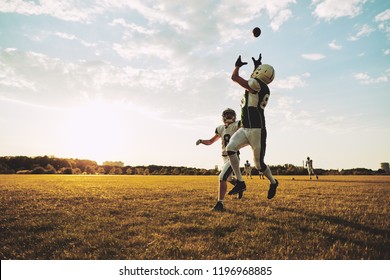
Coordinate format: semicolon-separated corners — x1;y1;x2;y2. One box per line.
305;157;318;180
244;160;253;179
196;108;242;211
226;54;279;199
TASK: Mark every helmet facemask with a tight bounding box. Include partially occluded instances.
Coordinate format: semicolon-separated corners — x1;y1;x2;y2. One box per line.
222;108;236;124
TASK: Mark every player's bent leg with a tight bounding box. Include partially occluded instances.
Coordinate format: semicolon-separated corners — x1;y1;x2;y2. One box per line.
219;163;233;182
227;151;246;196
218;180;228;201
226;129;249;195
227;150;243;182
212;180;227;211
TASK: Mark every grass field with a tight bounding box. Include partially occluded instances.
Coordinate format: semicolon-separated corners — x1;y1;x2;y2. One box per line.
0;174;389;260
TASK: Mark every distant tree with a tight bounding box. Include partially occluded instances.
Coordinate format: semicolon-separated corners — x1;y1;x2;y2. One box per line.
73;168;82;175
159;168;168;175
97;167;106;174
126;168;132;175
136;167;144;175
103;161;124;167
85;165;96;174
31;166;45;174
61;167;73;174
109;167;117;175
45;164;56;174
172;168;180;175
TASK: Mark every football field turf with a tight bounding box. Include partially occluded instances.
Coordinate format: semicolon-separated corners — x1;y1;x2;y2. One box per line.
1;175;389;259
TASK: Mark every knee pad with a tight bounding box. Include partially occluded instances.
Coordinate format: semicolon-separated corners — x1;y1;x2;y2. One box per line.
227;150;236;156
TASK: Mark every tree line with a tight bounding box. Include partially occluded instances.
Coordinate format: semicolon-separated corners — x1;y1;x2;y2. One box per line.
0;156;387;176
0;156;219;175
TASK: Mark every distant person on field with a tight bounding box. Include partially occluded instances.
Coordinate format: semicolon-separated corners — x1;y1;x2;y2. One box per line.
244;160;253;179
305;157;318;180
196;108;242;211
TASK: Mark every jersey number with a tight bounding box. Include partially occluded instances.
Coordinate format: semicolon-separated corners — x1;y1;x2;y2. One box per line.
260;94;270;109
223;134;231;147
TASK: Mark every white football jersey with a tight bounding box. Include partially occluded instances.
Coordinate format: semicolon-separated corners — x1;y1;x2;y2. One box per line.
215;121;241;156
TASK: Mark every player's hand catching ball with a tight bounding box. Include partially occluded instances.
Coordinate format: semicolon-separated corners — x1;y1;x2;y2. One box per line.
252;53;262;70
235;55;248;68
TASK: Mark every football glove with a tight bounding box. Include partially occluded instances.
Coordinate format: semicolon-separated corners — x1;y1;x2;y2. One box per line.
196;139;202;145
235;55;248;68
252;53;262;70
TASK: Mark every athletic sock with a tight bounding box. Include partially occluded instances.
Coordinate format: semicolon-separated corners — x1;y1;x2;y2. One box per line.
228;153;243;181
263;166;276;184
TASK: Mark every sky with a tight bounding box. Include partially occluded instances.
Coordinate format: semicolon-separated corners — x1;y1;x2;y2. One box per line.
0;0;389;171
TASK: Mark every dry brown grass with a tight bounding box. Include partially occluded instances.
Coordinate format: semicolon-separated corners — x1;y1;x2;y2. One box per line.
0;175;389;260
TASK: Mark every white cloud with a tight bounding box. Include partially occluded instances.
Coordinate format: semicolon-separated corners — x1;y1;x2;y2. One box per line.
270;9;293;31
312;0;367;21
384;49;390;55
121;0;189;32
112;42;173;62
0;64;36;91
109;18;157;35
0;49;37;91
375;9;390;38
375;9;390;22
273;73;310;89
215;0;296;34
0;48;229;120
54;32;76;41
0;0;96;22
328;40;342;50
348;24;375;41
268;95;350;134
301;53;326;60
353;72;389;84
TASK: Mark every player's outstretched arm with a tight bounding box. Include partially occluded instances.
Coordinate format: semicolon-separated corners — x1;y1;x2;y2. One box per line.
231;56;255;92
231;68;254;93
231;56;246;82
196;134;220;146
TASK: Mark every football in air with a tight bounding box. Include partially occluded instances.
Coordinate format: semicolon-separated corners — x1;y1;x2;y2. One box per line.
252;27;261;38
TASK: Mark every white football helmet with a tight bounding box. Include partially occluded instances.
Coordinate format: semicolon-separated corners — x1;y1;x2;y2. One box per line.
222;108;236;124
251;64;275;84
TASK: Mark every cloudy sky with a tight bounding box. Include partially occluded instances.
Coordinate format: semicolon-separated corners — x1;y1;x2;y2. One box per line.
0;0;389;170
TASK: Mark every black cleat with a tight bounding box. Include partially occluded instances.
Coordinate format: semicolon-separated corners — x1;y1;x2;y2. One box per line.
237;190;244;199
228;178;237;186
267;179;279;199
212;201;224;211
228;180;246;195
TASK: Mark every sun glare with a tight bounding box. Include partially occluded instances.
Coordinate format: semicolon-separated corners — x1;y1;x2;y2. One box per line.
58;100;128;163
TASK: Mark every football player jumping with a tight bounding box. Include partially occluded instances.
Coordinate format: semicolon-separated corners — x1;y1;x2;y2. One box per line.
226;54;279;199
196;108;242;211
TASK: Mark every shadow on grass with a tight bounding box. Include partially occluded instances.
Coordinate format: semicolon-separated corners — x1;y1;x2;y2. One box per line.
273;206;390;259
274;206;390;237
